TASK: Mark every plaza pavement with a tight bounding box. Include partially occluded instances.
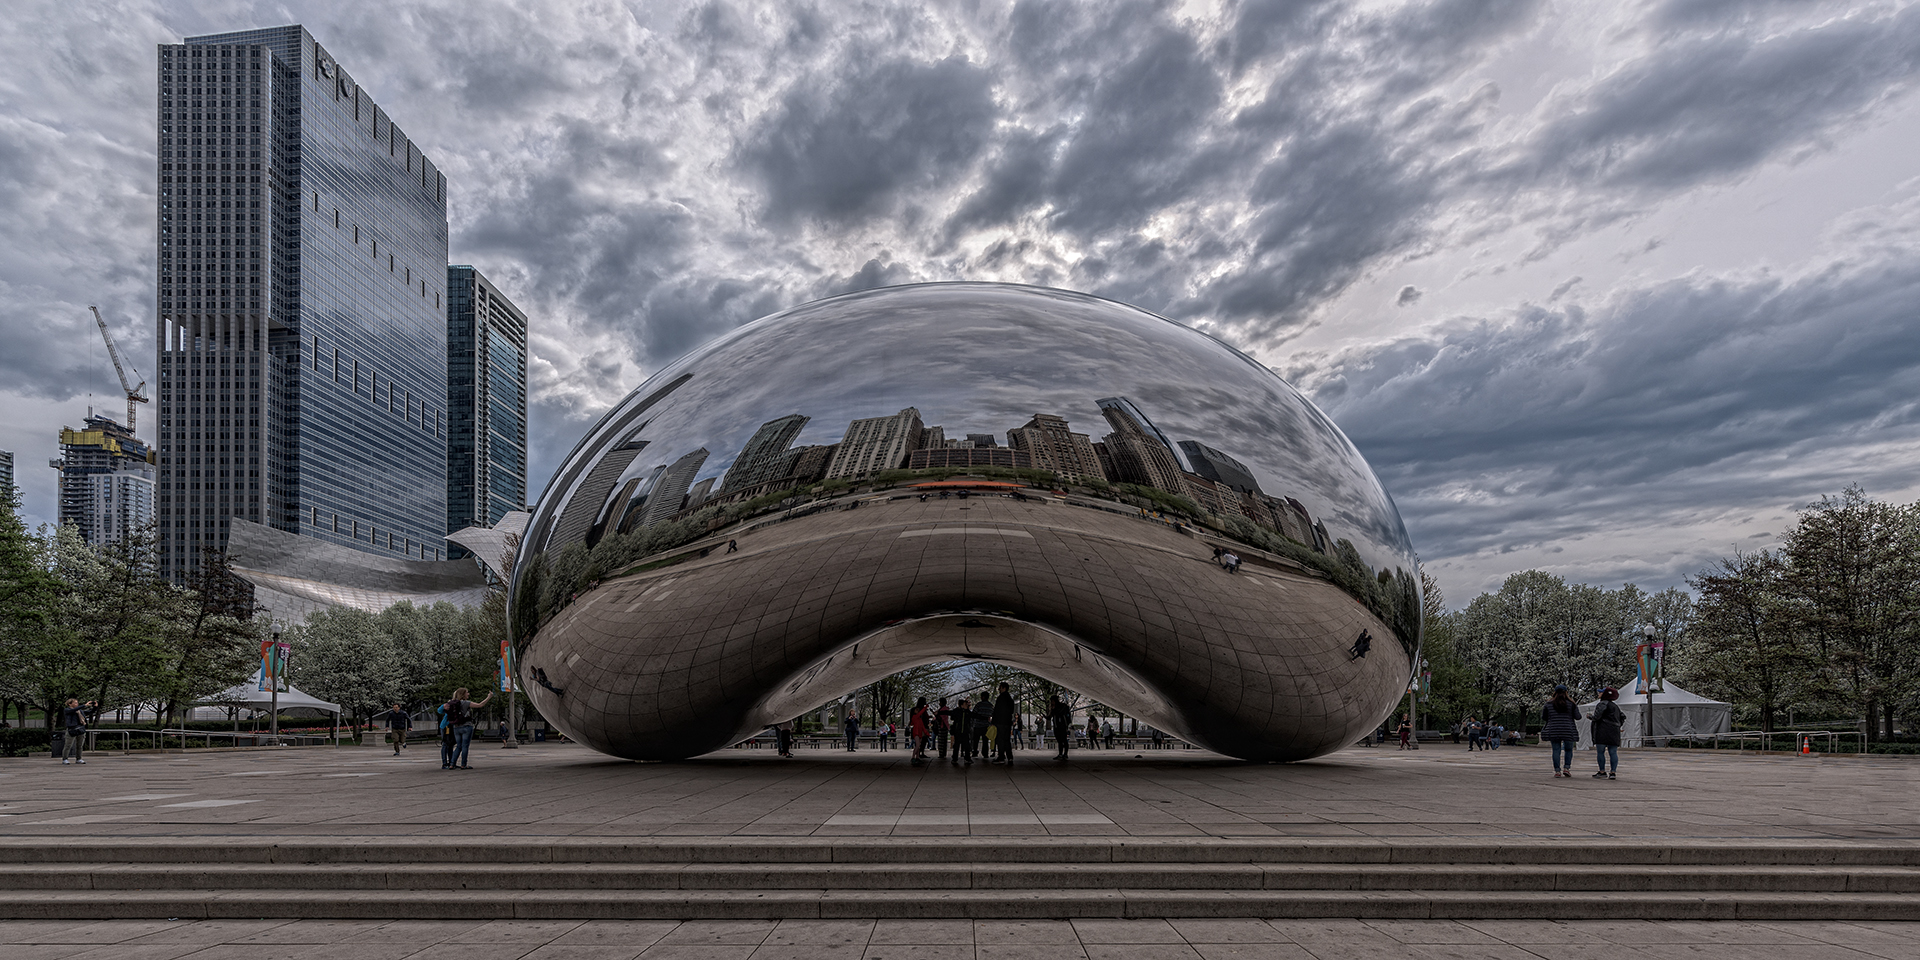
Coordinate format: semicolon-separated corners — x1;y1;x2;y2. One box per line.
0;740;1915;841
3;916;1920;960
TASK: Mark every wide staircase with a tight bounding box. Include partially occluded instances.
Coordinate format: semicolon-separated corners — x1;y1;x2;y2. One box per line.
2;837;1916;920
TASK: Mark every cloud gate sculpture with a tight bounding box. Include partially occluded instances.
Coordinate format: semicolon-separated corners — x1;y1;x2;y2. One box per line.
510;283;1420;762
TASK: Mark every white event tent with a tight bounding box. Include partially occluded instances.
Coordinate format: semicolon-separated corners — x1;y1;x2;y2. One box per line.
1577;679;1732;748
196;682;342;722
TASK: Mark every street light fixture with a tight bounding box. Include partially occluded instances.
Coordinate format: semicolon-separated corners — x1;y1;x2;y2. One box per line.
1640;623;1657;747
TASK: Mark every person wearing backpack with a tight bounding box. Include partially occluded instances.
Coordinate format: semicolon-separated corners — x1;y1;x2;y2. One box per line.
1591;686;1625;780
444;687;493;770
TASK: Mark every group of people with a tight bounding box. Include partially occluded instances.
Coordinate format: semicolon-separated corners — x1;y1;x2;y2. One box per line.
375;687;494;770
823;685;1141;764
1452;685;1628;779
1459;716;1508;750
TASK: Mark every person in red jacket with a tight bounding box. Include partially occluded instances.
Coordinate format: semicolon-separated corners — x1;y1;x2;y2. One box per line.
908;697;931;766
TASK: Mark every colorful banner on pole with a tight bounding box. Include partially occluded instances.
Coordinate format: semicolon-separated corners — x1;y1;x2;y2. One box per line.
1634;640;1666;695
498;639;516;693
257;640;290;692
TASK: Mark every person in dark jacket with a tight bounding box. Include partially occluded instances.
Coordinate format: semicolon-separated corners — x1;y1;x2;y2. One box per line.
379;703;412;755
1049;695;1072;761
60;698;94;765
1541;684;1583;778
843;713;860;752
934;697;952;760
991;683;1016;764
969;696;992;763
950;696;970;765
1591;686;1625;779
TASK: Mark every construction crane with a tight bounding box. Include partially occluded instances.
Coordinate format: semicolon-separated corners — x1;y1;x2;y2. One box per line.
89;305;149;434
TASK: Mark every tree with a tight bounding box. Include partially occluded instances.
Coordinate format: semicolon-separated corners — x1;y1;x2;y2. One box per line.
0;489;58;727
1780;488;1920;741
33;525;175;719
1683;550;1805;732
153;547;262;726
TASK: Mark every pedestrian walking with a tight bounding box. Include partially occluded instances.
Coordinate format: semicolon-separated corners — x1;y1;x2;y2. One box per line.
438;702;454;768
726;539;738;553
380;703;411;755
775;719;794;758
1464;716;1481;751
843;713;860;752
1397;713;1412;750
909;697;930;765
991;683;1016;763
1490;723;1505;749
1591;687;1625;780
1049;695;1071;761
59;698;94;765
444;688;492;770
1542;685;1582;778
935;697;952;760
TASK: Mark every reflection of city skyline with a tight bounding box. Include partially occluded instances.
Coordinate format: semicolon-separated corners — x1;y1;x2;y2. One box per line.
654;394;1334;556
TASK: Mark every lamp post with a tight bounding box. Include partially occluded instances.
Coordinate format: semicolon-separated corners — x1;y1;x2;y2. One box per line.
1640;623;1657;747
268;627;281;746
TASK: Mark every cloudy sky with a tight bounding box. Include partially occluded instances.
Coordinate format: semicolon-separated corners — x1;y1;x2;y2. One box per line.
3;0;1917;604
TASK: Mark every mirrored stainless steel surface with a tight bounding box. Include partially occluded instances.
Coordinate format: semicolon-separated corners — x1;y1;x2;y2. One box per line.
511;282;1420;761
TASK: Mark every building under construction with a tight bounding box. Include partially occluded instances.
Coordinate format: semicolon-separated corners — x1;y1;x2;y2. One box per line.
52;415;155;546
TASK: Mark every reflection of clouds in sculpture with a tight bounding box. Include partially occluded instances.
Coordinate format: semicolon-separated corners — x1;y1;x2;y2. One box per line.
539;283;1414;577
514;283;1422;763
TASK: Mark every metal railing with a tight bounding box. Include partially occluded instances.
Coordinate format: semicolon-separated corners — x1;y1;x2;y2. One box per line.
65;728;335;753
1623;729;1867;753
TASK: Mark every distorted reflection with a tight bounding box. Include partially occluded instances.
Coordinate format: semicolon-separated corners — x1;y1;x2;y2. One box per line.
511;283;1421;762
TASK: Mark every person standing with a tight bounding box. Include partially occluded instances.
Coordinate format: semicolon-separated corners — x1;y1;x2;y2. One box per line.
991;683;1016;764
844;712;860;752
1103;720;1116;749
60;699;94;765
1397;713;1412;750
1465;716;1481;751
950;697;970;765
438;701;454;769
1542;685;1583;779
934;698;952;760
382;703;412;756
1049;695;1071;761
444;688;493;770
969;696;991;764
775;719;794;758
1591;687;1625;780
909;698;930;766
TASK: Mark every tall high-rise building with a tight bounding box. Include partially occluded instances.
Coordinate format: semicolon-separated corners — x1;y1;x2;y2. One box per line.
447;266;529;544
720;414;808;493
1177;440;1262;495
155;26;451;578
638;448;710;529
1005;413;1102;481
1096;397;1187;495
0;450;13;504
52;415;156;546
824;408;923;480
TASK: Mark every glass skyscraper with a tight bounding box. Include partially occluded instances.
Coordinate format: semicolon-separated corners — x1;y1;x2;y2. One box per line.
155;25;450;579
446;265;529;544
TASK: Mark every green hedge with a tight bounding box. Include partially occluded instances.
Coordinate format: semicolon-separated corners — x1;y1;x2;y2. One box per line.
0;729;50;757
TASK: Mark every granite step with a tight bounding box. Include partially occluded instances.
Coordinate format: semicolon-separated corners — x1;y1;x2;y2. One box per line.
3;861;1918;894
0;887;1917;921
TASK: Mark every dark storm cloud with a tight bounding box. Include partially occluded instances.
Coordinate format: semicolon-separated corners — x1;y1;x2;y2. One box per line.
1293;251;1920;575
1513;4;1920;193
739;55;997;225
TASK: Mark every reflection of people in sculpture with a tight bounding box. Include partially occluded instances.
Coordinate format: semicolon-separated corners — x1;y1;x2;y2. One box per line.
726;539;738;553
991;683;1016;764
1349;631;1372;660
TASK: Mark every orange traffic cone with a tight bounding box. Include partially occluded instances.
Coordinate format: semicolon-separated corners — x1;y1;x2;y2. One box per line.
1800;736;1811;755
